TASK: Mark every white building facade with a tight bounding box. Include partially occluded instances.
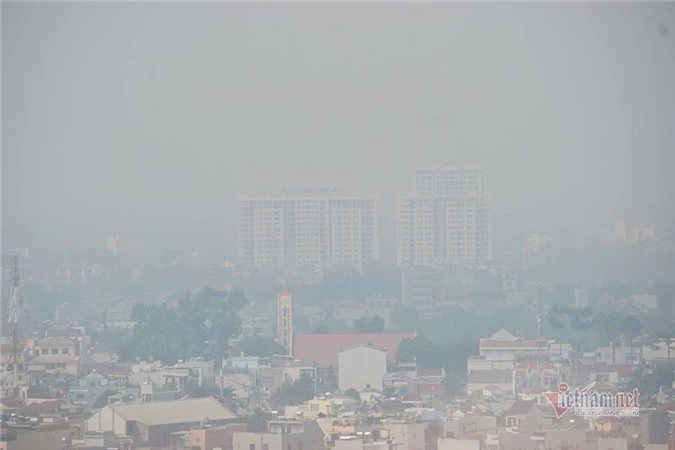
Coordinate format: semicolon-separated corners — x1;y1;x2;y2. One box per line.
238;189;378;272
398;165;493;268
338;345;387;392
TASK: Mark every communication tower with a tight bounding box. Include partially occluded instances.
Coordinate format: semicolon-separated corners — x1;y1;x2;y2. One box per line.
2;255;28;398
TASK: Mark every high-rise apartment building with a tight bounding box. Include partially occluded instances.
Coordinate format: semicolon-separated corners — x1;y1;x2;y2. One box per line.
413;165;484;197
397;164;493;268
237;188;378;272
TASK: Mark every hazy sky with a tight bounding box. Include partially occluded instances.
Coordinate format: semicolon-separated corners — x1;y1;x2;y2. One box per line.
3;2;675;254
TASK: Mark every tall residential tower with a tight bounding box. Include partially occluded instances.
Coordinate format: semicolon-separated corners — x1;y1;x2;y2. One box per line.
397;164;493;268
237;188;378;272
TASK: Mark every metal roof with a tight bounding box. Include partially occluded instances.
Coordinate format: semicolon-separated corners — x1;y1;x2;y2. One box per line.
107;397;237;426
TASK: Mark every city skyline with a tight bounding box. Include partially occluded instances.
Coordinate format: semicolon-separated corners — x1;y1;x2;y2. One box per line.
2;2;675;444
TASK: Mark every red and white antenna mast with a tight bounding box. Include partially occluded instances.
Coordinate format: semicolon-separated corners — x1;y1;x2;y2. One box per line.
3;255;26;398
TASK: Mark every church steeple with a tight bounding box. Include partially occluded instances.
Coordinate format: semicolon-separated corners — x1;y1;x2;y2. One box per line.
277;281;293;356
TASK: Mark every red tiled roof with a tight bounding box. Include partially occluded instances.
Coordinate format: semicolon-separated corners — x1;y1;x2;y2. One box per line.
293;332;416;367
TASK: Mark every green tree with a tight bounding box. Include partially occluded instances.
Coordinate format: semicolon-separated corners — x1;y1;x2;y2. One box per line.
396;337;442;368
343;388;361;402
247;409;271;432
390;305;419;332
621;316;642;363
570;306;595;332
318;366;338;394
653;325;675;361
92;390;117;409
354;316;384;333
272;373;315;407
118;287;247;364
230;336;286;358
594;312;624;365
441;337;478;399
312;324;330;334
547;304;573;360
621;364;675;397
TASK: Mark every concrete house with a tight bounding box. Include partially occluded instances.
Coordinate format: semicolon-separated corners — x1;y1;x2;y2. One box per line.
443;416;498;438
26;336;81;376
189;422;248;450
386;422;428;450
233;419;326;450
86;396;238;447
467;370;513;397
338;345;387;392
69;371;128;408
502;400;537;429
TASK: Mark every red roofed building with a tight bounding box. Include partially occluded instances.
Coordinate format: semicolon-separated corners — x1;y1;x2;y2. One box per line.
293;332;416;367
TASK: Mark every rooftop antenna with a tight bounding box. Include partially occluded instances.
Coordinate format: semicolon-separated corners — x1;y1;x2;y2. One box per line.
536;308;543;371
2;255;28;398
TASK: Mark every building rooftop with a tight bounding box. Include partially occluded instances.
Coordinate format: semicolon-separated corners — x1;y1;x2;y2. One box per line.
503;399;537;416
293;332;416;367
479;339;544;349
106;396;237;426
37;336;78;346
239;190;378;200
338;344;388;354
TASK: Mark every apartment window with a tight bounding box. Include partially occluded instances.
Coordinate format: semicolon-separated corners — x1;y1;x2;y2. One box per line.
62;348;70;355
41;349;48;355
288;444;292;450
250;445;256;450
51;348;59;355
76;393;84;399
264;445;269;450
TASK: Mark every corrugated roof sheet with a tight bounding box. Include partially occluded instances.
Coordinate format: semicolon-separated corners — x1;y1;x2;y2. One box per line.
503;399;536;416
108;397;237;426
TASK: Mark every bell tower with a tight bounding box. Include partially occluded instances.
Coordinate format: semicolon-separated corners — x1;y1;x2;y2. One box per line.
276;281;293;355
